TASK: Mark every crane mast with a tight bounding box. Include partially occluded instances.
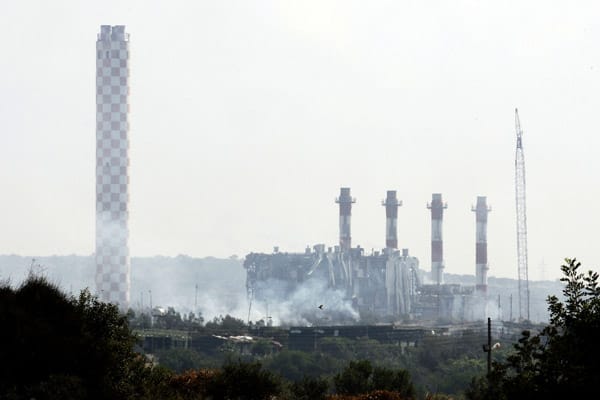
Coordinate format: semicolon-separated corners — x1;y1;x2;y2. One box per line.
515;108;530;321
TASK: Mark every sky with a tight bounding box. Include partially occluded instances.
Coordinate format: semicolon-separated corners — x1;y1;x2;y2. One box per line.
1;0;599;281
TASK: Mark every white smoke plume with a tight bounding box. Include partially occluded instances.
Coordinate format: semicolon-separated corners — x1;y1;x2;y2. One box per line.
252;276;359;326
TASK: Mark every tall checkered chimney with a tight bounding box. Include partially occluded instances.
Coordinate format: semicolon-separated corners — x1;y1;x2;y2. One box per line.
95;25;130;310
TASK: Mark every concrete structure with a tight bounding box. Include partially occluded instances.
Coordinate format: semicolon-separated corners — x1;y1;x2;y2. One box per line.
243;188;489;324
385;248;419;316
427;193;447;285
473;196;491;295
95;25;130;309
382;190;402;250
335;188;355;252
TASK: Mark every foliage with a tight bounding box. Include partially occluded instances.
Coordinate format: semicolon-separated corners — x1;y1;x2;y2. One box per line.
207;360;283;400
371;366;415;398
251;339;274;357
128;309;152;329
205;314;247;331
411;330;487;372
289;376;330;400
264;350;340;382
334;360;373;395
155;348;207;374
433;356;485;395
333;360;415;398
326;390;405;400
0;275;144;399
466;258;600;399
166;368;217;400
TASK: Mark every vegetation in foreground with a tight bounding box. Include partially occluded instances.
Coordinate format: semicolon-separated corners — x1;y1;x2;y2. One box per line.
0;258;597;399
466;258;600;399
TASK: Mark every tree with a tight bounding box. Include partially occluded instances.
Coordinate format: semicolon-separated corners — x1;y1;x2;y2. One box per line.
264;350;340;382
155;348;205;374
466;258;600;399
371;366;415;399
289;376;329;400
207;360;283;400
333;360;415;398
333;360;373;395
205;314;246;331
0;275;149;399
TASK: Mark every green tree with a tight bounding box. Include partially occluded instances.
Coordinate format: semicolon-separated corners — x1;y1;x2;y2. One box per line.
289;376;329;400
333;360;373;395
467;258;600;400
207;360;283;400
155;348;205;374
371;366;415;399
0;276;152;400
333;360;415;398
205;314;246;331
264;350;340;382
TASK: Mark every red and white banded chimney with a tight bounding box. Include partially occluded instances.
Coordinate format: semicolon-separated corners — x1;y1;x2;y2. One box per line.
427;193;447;285
336;187;355;252
472;196;491;294
382;190;402;250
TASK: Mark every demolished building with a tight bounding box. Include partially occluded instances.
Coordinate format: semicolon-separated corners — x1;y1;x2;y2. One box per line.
244;188;484;325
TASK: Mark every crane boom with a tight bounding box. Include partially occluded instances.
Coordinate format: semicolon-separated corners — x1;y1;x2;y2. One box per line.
515;108;530;321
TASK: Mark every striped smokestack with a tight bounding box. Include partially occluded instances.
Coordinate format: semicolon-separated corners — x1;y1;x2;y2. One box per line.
382;190;402;250
427;193;447;285
472;196;491;294
336;188;355;252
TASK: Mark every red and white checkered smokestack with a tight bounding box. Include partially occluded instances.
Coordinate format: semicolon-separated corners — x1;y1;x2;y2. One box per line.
382;190;402;250
336;187;355;252
427;193;447;285
472;196;491;294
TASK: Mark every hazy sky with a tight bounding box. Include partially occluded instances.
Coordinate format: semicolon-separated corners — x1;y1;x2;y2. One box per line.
1;1;599;280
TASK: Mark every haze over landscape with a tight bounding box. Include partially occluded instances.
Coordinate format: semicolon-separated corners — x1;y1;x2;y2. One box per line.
2;0;600;282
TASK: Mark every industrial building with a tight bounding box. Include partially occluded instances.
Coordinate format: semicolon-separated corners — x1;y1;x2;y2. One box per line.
244;188;489;324
95;25;131;309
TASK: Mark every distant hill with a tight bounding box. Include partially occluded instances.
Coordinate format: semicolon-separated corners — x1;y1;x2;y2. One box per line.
0;255;562;323
443;272;563;322
0;254;247;320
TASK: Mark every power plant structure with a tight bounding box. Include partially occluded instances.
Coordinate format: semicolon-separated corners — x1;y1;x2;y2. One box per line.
427;194;446;285
95;25;131;309
473;196;491;295
383;190;402;250
85;25;515;321
244;188;488;324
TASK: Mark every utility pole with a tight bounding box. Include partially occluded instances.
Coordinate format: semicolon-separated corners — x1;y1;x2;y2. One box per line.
149;289;153;328
487;317;492;375
482;317;492;376
497;294;501;320
515;109;530;321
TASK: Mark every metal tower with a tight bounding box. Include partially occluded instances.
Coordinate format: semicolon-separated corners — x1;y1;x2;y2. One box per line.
515;108;530;321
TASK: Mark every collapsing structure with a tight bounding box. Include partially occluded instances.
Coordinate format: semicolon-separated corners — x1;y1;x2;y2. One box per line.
244;188;487;324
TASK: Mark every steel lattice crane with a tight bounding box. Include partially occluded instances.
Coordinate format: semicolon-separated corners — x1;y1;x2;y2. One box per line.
515;108;530;321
